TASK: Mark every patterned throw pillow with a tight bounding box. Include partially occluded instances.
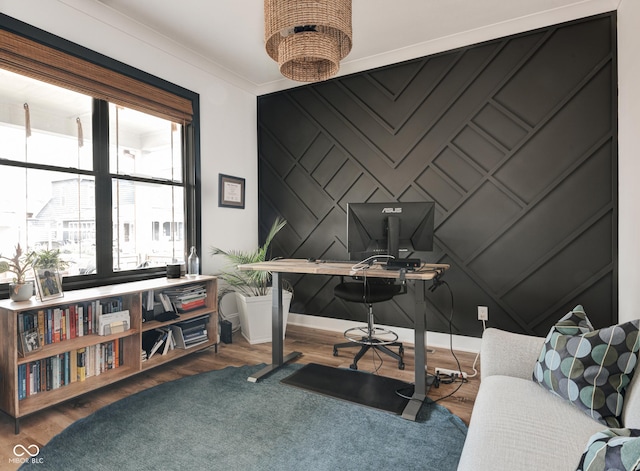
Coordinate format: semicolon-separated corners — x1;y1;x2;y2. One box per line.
532;305;640;427
576;428;640;471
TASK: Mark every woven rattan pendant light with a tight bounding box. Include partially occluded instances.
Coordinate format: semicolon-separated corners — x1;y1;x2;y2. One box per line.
264;0;352;82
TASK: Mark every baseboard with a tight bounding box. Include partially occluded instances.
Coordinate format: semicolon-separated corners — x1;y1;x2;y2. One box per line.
287;312;481;353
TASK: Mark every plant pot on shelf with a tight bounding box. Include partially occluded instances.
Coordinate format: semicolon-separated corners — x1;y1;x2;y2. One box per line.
9;282;33;302
235;288;292;345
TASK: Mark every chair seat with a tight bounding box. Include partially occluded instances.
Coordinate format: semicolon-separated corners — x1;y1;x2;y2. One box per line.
333;279;405;370
334;281;401;304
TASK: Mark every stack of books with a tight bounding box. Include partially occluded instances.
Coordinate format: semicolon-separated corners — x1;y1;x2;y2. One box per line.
170;315;209;349
163;284;207;313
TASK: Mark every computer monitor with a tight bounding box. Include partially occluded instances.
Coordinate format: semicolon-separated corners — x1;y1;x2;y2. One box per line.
347;201;435;260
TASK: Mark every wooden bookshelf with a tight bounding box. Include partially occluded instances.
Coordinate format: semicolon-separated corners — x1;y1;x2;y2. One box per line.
0;275;217;433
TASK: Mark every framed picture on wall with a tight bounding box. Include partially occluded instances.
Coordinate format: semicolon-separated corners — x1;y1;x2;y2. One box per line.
219;174;245;209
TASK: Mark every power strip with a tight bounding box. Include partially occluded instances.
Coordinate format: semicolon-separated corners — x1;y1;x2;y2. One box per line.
435;367;468;379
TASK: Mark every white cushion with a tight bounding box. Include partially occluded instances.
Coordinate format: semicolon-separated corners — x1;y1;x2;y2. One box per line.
457;375;604;471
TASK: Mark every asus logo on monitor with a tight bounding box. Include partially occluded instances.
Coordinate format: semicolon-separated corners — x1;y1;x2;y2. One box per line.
381;207;402;214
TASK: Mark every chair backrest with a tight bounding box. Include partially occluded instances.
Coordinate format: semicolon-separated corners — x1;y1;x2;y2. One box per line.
334;278;403;304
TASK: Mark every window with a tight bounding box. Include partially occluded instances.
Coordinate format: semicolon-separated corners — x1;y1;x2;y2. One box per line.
0;69;97;279
0;18;200;294
110;104;186;272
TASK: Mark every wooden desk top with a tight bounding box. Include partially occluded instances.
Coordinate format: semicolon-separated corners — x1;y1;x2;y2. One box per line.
238;258;449;280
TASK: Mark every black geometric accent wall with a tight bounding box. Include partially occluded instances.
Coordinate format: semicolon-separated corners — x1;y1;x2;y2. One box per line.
257;13;617;338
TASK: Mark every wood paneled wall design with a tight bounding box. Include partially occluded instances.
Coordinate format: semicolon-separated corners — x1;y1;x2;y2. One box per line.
257;13;617;338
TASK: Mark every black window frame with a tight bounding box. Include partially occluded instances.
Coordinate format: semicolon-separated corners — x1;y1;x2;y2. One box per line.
0;13;201;297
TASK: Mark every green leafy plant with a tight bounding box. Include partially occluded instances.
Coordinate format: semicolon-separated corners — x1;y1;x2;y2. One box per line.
31;248;69;271
0;243;36;284
210;217;288;297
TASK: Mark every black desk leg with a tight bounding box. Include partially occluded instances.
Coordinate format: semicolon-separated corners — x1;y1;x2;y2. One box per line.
247;272;302;382
402;279;427;420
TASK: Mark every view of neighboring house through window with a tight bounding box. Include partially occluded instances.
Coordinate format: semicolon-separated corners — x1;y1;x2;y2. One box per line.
110;103;185;272
0;68;186;284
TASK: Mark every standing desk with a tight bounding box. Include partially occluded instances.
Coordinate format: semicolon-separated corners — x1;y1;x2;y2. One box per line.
237;258;449;421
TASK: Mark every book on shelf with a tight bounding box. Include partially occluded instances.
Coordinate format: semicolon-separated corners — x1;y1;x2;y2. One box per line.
141;331;159;359
147;327;176;359
176;298;206;312
162;328;175;355
158;293;174;313
17;339;125;400
162;283;207;313
175;314;210;329
70;348;77;384
37;310;45;345
77;348;86;382
148;330;167;359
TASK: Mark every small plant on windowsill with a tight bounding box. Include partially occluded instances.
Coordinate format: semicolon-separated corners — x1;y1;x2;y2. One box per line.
31;248;69;272
0;243;36;301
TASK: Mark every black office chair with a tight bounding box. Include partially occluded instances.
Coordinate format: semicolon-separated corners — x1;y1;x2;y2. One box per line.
332;276;406;370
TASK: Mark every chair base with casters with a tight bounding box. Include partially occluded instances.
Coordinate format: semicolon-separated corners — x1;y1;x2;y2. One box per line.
332;277;406;370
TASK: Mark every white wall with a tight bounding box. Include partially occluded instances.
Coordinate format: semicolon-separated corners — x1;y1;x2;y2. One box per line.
0;0;260;276
617;0;640;324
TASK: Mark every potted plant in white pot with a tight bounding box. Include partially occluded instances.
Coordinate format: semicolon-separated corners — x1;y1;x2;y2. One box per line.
0;243;36;302
211;217;293;344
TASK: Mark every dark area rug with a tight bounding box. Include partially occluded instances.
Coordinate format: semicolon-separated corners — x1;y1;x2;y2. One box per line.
20;363;467;471
281;362;412;414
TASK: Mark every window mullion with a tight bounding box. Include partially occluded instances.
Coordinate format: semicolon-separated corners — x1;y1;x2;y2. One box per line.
93;99;113;278
184;123;199;257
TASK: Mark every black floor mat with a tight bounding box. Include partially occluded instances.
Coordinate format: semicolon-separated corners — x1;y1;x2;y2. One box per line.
281;363;413;414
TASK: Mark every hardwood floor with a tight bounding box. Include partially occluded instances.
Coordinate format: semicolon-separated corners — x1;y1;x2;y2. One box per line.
0;325;479;469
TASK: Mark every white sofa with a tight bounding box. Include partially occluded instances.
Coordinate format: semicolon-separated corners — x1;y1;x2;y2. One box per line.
457;328;640;471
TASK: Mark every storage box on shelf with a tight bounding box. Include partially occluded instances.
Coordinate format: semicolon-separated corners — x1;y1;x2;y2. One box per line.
0;275;217;433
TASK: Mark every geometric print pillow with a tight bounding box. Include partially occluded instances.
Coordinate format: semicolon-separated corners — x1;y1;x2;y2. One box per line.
576;428;640;471
532;305;640;427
